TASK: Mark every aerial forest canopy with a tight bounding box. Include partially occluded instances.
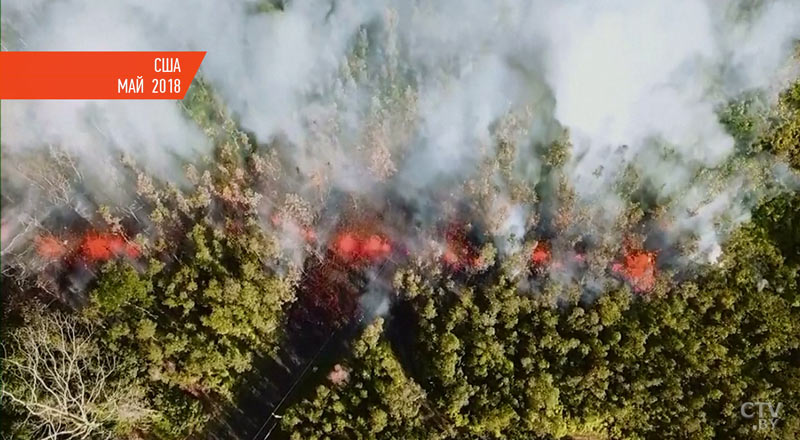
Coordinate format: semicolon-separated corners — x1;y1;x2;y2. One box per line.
2;1;800;440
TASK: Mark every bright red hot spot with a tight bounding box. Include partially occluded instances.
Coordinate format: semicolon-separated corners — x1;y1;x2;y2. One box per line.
531;241;552;265
612;248;657;292
35;232;140;263
81;233;140;261
332;231;391;263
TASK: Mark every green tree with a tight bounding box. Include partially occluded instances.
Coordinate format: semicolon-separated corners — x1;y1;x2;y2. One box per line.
282;318;446;440
86;222;294;398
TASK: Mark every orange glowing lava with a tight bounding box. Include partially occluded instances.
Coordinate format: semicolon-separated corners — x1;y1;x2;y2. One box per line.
35;231;140;264
441;224;481;270
531;241;551;265
80;233;140;262
336;233;358;255
443;248;459;266
332;231;391;263
35;235;68;260
363;235;391;257
612;248;657;292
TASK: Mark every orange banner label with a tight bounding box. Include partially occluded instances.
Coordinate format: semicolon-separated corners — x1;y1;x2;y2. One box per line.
0;51;206;99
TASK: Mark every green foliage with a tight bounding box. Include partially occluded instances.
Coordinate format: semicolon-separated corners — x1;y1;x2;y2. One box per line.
719;92;769;153
282;318;447;440
87;222;294;399
406;276;574;438
754;192;800;265
149;385;209;439
757;79;800;168
381;209;800;439
76;216;295;439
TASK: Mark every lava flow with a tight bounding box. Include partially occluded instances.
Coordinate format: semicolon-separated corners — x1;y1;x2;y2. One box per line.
331;231;392;264
81;233;140;261
36;231;140;263
531;241;552;266
441;224;483;270
290;227;393;337
35;235;68;260
612;247;657;292
33;217;659;299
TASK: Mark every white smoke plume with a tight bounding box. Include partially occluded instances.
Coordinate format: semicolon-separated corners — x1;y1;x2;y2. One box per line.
2;0;799;269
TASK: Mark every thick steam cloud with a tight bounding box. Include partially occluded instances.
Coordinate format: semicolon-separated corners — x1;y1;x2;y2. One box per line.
2;0;800;271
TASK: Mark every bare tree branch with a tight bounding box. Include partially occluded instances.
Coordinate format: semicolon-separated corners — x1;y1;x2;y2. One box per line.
1;309;153;439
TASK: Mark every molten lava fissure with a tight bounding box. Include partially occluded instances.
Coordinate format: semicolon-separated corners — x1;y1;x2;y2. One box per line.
612;247;657;292
336;233;358;256
331;231;392;264
292;216;397;336
33;214;658;301
292;255;362;333
35;231;140;263
441;224;482;270
81;233;140;261
35;235;68;260
531;241;552;265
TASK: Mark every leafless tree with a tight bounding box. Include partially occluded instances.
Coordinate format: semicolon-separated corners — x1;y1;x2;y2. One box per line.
1;309;152;440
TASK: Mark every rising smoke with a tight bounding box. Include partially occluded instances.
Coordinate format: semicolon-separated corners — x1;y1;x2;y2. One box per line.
2;0;799;276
